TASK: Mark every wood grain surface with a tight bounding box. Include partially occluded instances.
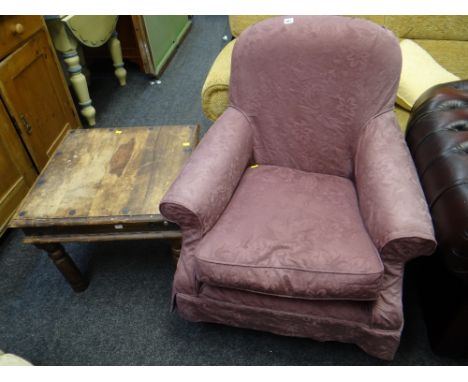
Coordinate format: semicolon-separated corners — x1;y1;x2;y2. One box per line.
10;125;199;228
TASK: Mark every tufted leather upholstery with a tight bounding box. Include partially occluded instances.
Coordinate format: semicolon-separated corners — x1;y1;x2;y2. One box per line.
406;80;468;282
161;16;436;360
405;81;468;356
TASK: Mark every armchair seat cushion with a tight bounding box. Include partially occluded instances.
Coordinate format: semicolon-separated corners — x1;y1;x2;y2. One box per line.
195;165;384;300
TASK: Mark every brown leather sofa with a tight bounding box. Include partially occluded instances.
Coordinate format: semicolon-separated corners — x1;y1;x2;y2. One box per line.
406;80;468;356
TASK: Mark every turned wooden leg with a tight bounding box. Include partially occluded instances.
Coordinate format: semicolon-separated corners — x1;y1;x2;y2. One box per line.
35;243;89;292
62;50;96;126
170;239;182;266
108;32;127;86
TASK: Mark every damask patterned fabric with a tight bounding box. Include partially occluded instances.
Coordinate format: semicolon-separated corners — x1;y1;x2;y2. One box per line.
196;165;384;300
160;107;253;236
231;16;468;43
230;16;401;178
161;16;436;360
355;111;436;257
202;16;468;130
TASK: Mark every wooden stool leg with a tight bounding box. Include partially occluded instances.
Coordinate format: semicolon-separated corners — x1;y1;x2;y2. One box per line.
35;243;89;292
170;239;182;266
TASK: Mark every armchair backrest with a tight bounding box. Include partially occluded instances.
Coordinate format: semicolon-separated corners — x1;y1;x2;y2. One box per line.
229;16;402;178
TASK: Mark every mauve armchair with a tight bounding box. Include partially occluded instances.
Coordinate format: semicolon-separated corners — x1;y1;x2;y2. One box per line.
160;16;436;360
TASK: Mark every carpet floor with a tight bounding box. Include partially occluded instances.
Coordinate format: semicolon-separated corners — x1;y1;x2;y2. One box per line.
0;16;466;366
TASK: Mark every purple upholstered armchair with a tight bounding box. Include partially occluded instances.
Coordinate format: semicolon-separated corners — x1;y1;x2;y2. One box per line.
160;16;436;360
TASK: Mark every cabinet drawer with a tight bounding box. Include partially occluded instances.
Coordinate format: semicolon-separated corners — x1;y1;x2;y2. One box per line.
0;16;43;60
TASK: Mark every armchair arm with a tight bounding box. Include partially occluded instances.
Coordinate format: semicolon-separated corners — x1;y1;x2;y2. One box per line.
201;40;235;121
160;107;253;238
355;111;436;263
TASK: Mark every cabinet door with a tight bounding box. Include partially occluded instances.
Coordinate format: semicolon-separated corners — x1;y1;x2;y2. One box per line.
0;100;37;234
142;16;191;76
0;27;80;170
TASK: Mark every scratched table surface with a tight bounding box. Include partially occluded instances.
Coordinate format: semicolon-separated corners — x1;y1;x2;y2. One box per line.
10;125;199;229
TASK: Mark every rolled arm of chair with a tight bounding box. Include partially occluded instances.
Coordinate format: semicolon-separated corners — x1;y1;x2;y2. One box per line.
201;40;235;121
160;107;253;238
354;111;436;263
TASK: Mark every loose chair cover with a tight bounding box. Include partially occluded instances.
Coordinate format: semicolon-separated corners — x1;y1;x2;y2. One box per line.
161;16;436;360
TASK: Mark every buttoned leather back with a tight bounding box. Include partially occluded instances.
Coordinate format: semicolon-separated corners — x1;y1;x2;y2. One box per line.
406;80;468;282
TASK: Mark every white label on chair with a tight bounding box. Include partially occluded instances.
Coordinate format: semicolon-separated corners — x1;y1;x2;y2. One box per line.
284;18;294;25
114;224;123;229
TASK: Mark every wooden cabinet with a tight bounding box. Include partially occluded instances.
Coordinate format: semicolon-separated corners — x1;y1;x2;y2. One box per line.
110;16;191;78
0;101;37;234
0;15;43;58
139;16;192;77
82;16;192;78
0;16;80;235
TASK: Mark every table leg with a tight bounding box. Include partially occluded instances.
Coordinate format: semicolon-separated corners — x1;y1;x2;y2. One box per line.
63;50;96;126
35;243;89;292
170;239;182;266
108;32;127;86
46;19;96;126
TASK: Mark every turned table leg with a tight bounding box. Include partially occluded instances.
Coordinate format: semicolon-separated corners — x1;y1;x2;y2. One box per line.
35;243;89;292
108;32;127;86
170;239;182;266
46;19;97;126
63;50;96;126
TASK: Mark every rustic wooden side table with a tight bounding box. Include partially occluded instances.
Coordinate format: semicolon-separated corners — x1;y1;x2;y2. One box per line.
9;125;199;292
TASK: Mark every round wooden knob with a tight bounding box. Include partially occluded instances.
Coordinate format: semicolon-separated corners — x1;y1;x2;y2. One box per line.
13;23;24;35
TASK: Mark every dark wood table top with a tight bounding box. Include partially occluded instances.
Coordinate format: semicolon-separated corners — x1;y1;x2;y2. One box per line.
10;125;199;232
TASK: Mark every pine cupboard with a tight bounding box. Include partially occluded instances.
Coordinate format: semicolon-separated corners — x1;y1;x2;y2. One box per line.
0;16;80;235
0;100;36;235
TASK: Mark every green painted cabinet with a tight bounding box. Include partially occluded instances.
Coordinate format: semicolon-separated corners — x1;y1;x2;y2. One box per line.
143;16;191;76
